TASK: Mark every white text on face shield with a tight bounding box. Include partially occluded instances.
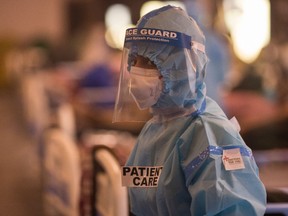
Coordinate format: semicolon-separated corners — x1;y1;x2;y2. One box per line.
121;166;163;187
126;28;177;39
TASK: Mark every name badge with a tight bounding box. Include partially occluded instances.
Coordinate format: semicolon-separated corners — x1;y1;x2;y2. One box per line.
121;166;163;187
222;148;245;171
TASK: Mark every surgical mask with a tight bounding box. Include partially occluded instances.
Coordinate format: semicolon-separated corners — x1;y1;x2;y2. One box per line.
129;66;162;110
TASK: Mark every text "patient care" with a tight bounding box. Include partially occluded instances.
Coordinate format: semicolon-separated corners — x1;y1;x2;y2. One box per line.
121;166;163;187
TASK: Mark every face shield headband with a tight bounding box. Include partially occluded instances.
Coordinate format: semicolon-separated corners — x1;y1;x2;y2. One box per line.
113;28;206;123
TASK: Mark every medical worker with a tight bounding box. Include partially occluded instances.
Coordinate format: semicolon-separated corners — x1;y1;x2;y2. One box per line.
113;5;266;216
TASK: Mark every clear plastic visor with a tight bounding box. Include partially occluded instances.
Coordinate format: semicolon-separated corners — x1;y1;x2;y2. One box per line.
113;47;154;122
113;28;206;123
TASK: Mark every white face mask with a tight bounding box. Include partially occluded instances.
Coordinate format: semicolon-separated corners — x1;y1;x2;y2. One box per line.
129;66;162;110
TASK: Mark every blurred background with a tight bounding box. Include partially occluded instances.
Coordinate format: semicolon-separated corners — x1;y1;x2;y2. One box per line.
0;0;287;215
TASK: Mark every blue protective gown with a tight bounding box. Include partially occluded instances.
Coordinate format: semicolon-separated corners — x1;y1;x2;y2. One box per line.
120;5;267;216
126;98;267;216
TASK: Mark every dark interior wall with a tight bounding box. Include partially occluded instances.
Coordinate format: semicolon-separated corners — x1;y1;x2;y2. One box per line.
270;0;288;44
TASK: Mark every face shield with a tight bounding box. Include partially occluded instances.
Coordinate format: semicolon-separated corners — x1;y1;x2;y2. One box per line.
113;27;206;122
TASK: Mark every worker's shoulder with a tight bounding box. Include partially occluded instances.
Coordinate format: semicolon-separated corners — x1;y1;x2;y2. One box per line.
192;112;243;146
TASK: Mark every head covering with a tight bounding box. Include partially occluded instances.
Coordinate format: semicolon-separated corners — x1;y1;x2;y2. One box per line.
129;5;208;121
113;5;208;122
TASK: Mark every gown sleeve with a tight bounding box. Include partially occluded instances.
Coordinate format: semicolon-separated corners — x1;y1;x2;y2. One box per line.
179;117;267;215
186;148;266;215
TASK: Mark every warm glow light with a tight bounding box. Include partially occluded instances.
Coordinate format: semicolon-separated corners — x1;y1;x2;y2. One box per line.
223;0;270;63
105;24;135;50
105;4;133;49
